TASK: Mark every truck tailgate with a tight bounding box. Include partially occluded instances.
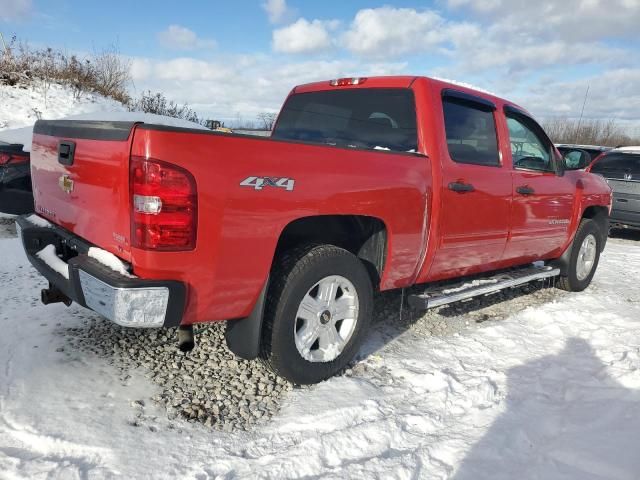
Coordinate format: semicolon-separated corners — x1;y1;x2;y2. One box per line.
31;120;136;261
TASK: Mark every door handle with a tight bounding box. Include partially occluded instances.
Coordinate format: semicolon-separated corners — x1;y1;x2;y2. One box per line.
448;182;475;193
516;185;535;196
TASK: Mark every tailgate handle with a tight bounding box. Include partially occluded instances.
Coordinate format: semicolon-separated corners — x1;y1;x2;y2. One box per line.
58;141;76;166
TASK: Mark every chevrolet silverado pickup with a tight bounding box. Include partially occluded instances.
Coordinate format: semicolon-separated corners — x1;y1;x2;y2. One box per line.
17;76;612;384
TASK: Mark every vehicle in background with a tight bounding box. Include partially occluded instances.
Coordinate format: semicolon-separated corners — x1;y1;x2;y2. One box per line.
17;76;612;384
589;146;640;230
556;144;612;169
0;142;33;215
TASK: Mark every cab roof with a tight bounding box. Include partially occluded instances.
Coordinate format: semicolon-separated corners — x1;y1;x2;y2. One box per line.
292;75;529;116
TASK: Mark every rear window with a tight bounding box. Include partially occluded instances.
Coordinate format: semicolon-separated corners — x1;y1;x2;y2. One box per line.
443;98;500;166
272;88;417;153
591;153;640;179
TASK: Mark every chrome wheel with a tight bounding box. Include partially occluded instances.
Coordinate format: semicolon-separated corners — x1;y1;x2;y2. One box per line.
576;233;597;281
294;275;359;363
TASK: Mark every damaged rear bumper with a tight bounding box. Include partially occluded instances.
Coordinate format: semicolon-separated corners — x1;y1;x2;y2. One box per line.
16;215;185;328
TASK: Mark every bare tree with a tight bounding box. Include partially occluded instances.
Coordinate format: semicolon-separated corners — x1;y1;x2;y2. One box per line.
257;112;277;130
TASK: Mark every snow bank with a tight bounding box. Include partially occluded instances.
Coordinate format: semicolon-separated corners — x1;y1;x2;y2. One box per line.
0;82;208;152
0;81;126;132
35;244;69;279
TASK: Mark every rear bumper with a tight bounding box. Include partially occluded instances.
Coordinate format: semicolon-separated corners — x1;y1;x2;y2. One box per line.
17;215;186;328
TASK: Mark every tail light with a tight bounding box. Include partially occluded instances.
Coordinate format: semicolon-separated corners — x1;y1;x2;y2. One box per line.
130;156;197;251
0;151;29;165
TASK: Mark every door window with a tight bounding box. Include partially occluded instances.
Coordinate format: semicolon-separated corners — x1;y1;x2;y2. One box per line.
442;98;500;166
506;115;553;172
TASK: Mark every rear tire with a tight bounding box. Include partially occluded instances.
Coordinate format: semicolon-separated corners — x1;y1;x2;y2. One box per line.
261;244;373;385
557;219;602;292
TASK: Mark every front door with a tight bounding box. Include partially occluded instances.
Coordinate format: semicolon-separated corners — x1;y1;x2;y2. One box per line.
427;92;512;281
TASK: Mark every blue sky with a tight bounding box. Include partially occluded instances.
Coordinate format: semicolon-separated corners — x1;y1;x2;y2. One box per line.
2;0;639;130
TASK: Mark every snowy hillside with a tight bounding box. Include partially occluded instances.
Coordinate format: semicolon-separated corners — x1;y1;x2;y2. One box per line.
0;82;208;150
0;81;127;132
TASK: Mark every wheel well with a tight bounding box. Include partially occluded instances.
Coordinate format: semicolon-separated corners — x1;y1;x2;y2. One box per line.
582;205;609;251
275;215;388;287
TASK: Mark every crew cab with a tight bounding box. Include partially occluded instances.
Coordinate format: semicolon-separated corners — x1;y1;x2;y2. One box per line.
17;76;612;384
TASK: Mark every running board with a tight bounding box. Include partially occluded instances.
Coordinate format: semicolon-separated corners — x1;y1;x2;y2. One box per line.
408;264;560;310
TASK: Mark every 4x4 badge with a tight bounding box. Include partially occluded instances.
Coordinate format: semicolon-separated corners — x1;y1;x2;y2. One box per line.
240;176;295;191
59;174;74;194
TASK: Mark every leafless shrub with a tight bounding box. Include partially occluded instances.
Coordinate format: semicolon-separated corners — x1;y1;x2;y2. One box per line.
92;45;130;104
0;35;130;104
542;117;640;147
128;90;203;124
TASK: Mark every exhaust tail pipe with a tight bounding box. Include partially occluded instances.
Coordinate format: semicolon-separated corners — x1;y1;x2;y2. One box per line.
41;285;72;306
177;325;195;352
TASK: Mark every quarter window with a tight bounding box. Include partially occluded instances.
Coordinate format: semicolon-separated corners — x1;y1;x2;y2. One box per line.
506;115;553;172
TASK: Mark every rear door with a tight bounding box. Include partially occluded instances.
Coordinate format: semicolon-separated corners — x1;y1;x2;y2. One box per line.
428;90;512;280
503;108;575;262
591;152;640;227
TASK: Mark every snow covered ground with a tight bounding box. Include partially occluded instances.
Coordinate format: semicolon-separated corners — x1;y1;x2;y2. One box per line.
1;215;639;479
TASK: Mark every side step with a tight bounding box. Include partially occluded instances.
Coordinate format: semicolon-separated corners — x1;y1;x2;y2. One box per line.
408;264;560;310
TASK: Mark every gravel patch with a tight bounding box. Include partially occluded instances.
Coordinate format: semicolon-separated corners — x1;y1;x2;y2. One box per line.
61;317;293;432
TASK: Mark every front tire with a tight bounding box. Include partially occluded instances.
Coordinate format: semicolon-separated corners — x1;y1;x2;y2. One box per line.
557;219;602;292
261;244;373;385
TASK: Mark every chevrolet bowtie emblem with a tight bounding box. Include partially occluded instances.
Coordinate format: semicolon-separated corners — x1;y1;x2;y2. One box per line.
59;174;74;194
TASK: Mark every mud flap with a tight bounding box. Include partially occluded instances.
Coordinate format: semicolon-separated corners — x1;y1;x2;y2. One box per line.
224;279;268;360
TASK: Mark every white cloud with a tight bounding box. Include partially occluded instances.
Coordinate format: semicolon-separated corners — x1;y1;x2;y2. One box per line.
0;0;32;21
521;68;640;123
343;7;448;58
157;25;216;51
272;18;337;54
262;0;293;24
447;0;640;41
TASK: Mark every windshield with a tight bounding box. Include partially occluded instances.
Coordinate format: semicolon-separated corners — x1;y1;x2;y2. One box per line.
272;88;418;153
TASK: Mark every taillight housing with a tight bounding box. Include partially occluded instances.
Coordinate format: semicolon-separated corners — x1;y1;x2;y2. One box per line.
130;156;197;251
0;151;29;165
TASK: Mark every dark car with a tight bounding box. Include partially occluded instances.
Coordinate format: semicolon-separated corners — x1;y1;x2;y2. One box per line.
589;147;640;230
556;144;612;168
0;142;33;215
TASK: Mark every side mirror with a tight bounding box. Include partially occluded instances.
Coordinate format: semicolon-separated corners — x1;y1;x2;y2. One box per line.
563;149;592;170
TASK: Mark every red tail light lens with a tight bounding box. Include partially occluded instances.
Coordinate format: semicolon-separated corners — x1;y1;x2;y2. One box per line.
0;152;29;165
130;156;197;251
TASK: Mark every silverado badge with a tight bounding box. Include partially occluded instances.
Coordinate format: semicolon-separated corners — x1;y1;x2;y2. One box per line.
59;174;74;194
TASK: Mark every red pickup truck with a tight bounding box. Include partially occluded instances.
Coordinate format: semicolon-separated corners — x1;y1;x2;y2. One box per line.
17;76;612;384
